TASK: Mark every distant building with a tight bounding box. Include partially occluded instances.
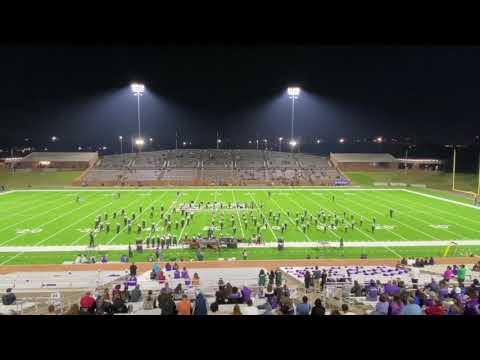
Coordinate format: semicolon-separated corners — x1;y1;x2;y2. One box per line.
330;153;398;171
15;152;98;170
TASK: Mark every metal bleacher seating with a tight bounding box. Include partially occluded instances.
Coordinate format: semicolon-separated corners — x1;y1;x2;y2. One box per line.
82;149;346;186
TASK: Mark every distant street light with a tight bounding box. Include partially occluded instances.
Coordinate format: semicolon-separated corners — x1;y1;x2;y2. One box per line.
289;140;297;148
51;136;58;142
278;137;283;152
119;136;123;154
339;138;345;144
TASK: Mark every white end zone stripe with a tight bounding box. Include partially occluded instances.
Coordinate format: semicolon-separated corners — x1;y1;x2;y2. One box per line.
402;189;480;210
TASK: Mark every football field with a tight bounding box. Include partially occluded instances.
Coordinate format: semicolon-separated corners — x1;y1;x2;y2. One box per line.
0;187;480;265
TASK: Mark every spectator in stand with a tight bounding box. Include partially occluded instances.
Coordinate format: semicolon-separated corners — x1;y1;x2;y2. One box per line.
257;300;273;315
152;262;160;274
158;271;166;284
228;287;243;304
400;297;423;315
425;299;445;315
350;280;363;297
375;294;389;315
241;285;252;303
232;304;243;315
209;302;220;314
159;293;177;315
304;270;311;292
321;270;328;290
173;268;181;279
46;304;56;315
267;270;275;285
192;273;200;286
193;292;208;315
428;257;435;266
366;280;379;301
457;264;467;283
127;275;137;288
225;282;233;298
181;267;189;279
177;294;192;315
165;263;172;271
130;284;142;303
279;297;295;315
143;290;155;310
389;295;404;315
258;269;267;287
443;266;454;282
130;262;137;277
312;266;322;292
79;291;96;314
2;288;16;306
112;294;128;314
64;304;81;315
296;296;312;315
447;298;464;315
464;288;479;316
275;268;283;287
101;255;108;263
341;304;356;315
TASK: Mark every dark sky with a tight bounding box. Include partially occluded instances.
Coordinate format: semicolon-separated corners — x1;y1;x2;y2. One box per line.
1;45;480;151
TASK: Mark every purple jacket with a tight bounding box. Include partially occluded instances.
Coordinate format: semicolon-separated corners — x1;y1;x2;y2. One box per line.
242;287;252;302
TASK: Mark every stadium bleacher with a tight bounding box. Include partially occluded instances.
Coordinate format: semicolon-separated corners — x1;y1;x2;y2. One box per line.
81;149;347;186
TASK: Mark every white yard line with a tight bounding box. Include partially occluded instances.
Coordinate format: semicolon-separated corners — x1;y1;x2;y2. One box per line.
0;195;104;246
247;193;278;241
268;193;314;242
345;192;439;241
364;191;467;240
0;194;78;233
178;192;200;242
231;190;246;239
298;192;403;258
0;191;15;196
105;192;169;245
403;189;480;209
382;192;480;234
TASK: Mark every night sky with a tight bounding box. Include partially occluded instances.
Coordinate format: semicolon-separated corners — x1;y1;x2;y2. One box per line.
1;45;480;152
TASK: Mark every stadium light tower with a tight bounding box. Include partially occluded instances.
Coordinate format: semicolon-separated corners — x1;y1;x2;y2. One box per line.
131;83;145;151
287;86;300;151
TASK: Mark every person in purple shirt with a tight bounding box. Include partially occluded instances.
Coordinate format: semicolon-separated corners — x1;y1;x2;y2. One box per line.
366;281;379;301
384;280;400;297
241;285;252;303
173;269;181;279
389;295;404;315
375;294;389;315
181;267;189;279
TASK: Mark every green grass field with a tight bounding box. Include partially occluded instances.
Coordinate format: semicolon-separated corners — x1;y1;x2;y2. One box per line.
1;187;480;265
346;170;478;193
0;168;81;188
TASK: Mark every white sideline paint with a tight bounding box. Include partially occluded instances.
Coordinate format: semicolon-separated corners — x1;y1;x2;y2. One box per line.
8;187;396;193
0;240;479;253
0;191;15;196
403;189;480;210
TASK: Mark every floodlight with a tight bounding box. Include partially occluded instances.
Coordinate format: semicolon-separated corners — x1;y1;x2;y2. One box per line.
289;140;297;147
217;139;222;143
51;136;58;142
135;138;145;146
339;138;345;144
149;138;153;142
279;137;283;141
316;139;321;144
119;136;123;140
287;87;300;97
376;137;383;143
182;141;187;146
102;146;108;150
131;83;145;95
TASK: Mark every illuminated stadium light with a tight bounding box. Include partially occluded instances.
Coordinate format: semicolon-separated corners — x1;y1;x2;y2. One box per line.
131;83;145;95
279;137;283;141
316;139;321;144
51;136;58;142
39;161;50;166
217;139;222;143
376;136;383;143
287;87;300;98
182;141;187;146
289;140;297;147
339;138;345;144
119;136;123;140
135;138;145;146
102;146;108;150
